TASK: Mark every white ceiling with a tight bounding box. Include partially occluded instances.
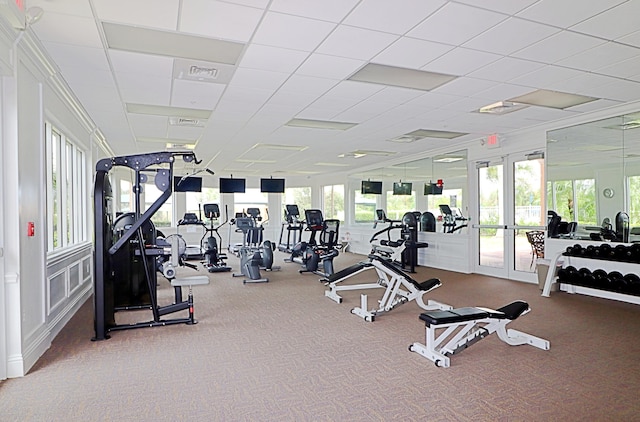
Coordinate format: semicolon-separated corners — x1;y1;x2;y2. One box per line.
25;0;640;178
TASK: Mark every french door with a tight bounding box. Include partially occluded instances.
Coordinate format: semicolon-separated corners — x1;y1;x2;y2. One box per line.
474;153;546;282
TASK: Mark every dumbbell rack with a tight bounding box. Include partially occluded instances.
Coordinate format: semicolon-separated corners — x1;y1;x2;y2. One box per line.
542;240;640;305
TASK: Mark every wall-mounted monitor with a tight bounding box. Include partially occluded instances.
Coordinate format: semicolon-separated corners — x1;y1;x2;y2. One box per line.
424;183;443;195
173;176;202;192
361;180;383;195
260;178;285;193
392;182;412;195
219;177;246;193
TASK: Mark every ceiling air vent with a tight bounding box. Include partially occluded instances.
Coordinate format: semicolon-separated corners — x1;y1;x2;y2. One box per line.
169;117;205;127
189;65;218;80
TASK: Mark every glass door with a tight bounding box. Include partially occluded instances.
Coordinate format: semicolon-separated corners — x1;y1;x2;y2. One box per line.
475;153;545;282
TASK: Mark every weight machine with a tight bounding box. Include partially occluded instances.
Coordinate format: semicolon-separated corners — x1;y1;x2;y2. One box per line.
93;151;210;341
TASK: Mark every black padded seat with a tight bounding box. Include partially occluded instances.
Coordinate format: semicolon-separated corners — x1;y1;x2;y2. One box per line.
495;300;529;320
417;278;441;291
419;307;489;326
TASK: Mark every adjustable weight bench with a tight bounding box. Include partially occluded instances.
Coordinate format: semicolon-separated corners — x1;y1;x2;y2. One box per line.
408;300;549;367
346;255;451;322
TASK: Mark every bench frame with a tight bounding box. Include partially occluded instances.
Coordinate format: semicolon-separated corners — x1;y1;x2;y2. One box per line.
409;302;549;367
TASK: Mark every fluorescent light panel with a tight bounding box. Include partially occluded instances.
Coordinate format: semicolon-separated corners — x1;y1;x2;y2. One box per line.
252;143;309;152
127;103;212;119
508;89;598;109
407;129;467;139
477;101;528;114
103;22;244;65
348;63;457;91
285;118;357;130
137;136;196;145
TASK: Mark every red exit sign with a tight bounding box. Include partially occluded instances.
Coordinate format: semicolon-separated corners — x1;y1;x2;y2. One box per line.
15;0;24;11
486;134;500;149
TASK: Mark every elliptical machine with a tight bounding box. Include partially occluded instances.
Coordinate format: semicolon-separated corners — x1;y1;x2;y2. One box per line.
278;204;304;253
232;208;279;283
200;203;231;273
289;209;340;278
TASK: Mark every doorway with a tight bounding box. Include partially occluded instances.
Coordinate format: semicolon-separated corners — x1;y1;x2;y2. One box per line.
474;153;546;282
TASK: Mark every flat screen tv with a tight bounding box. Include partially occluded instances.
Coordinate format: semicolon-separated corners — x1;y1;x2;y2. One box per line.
173;176;202;192
361;180;383;195
219;177;246;193
260;178;285;193
392;182;412;195
424;183;443;195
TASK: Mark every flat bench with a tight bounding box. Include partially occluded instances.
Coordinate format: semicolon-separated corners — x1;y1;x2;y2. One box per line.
409;300;549;367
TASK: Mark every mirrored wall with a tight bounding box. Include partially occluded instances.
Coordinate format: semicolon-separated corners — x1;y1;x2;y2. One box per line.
547;111;640;236
351;149;468;222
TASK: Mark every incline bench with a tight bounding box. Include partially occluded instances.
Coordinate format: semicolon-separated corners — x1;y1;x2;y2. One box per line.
408;300;549;367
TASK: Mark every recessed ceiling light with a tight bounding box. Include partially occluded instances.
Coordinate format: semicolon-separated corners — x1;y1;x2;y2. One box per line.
285;118;357;130
477;101;528;115
389;135;419;143
126;103;212;119
508;89;598;109
235;159;277;164
348;63;457;91
433;156;464;163
407;129;468;139
314;162;351;167
103;22;244;65
138;137;196;145
252;143;309;152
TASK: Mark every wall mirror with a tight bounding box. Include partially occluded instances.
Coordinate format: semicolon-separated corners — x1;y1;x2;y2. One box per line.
547;111;640;238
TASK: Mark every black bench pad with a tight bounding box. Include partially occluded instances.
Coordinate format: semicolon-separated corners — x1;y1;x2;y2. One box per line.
420;307;488;325
417;278;441;291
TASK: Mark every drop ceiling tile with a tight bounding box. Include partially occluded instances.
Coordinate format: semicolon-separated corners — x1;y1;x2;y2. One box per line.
115;72;172;104
28;0;94;17
509;65;584;89
512;31;606;64
109;50;174;78
171;79;225;109
453;0;538;15
469;57;546;82
556;42;640;72
617;30;640;48
180;0;263;42
252;12;336;52
423;47;501;76
405;91;462;109
316;25;398;61
93;0;180;30
230;68;289;91
408;3;507;46
597;55;640;79
516;0;627;29
344;0;446;35
571;1;640;40
31;13;102;48
41;42;109;70
471;83;534;102
373;37;454;69
76;85;122;113
581;79;640;102
279;74;338;95
296;54;365;79
463;17;559;56
270;0;359;22
167;125;206;141
434;77;496;97
129;115;169;138
239;44;309;73
323;81;383;101
58;66;115;89
366;87;424;105
307;96;361;114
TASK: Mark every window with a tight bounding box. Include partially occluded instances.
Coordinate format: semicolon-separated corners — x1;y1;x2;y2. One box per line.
235;189;269;222
120;180;133;213
546;179;596;226
354;190;377;223
386;189;416;221
144;182;172;227
323;185;344;221
185;188;220;217
282;187;312;219
46;124;88;252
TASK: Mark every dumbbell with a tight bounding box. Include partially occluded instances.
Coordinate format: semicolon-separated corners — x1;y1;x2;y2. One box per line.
623;273;640;295
558;265;577;283
592;269;609;289
578;268;594;287
608;271;625;291
614;244;631;261
599;243;613;259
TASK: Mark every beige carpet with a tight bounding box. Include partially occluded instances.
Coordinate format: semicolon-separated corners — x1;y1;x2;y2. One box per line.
1;251;640;421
